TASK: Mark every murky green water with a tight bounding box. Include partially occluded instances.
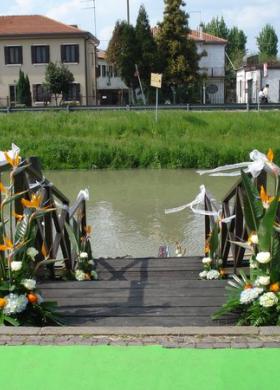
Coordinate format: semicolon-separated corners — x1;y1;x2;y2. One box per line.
46;169;236;258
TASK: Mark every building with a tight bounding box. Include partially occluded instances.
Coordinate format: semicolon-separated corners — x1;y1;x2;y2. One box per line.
97;50;128;105
236;64;280;104
189;29;227;104
0;15;99;106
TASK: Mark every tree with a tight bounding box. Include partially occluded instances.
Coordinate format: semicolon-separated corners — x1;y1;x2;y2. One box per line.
44;62;74;106
202;17;229;40
135;5;158;89
156;0;202;103
257;24;278;60
16;70;32;106
107;21;139;102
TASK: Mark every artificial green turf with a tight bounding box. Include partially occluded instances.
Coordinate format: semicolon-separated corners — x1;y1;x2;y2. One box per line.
0;346;279;390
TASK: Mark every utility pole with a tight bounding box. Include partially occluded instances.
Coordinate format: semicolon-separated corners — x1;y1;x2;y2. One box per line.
127;0;130;24
82;0;97;37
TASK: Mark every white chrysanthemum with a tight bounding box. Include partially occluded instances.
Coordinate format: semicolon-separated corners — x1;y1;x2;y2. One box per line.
21;279;36;290
202;257;212;265
255;276;270;286
199;270;208;279
206;270;220;280
217;259;223;266
11;261;22;272
75;269;86;281
27;247;39;260
240;287;263;304
79;252;88;260
256;252;271;264
3;293;28;314
250;259;258;269
88;260;95;266
259;292;278;308
251;234;259;244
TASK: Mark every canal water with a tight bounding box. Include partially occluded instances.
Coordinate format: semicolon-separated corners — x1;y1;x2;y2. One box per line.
46;169;236;258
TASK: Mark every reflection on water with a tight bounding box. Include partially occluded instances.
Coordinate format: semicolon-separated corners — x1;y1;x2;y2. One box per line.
46;169;236;258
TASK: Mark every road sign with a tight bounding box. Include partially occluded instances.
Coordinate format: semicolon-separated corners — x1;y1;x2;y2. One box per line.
151;73;162;89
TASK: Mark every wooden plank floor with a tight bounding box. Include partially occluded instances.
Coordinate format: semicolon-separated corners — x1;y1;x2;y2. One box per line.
39;257;235;326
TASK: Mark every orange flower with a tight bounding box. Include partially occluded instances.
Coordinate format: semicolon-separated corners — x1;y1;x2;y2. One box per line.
267;148;274;162
41;242;48;259
21;193;42;209
219;269;226;277
269;282;280;293
0;298;7;309
12;211;24;221
260;186;274;208
0;237;13;251
4;151;21;168
205;242;210;254
0;182;7;193
84;225;92;235
27;293;38;304
244;283;253;290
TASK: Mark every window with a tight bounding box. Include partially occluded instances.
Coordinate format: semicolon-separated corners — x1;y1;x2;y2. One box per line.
31;45;49;64
64;83;80;101
32;84;51;102
5;46;23;65
108;66;113;77
239;80;242;98
113;66;119;78
97;65;101;78
61;44;79;63
102;65;106;77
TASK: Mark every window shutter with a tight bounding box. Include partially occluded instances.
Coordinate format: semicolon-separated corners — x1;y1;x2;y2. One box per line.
32;85;37;102
19;47;23;64
46;46;50;63
76;83;81;101
31;46;36;64
61;45;65;62
4;47;9;64
75;45;79;63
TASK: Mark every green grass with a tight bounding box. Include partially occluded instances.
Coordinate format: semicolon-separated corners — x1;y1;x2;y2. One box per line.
0;110;279;169
1;346;280;390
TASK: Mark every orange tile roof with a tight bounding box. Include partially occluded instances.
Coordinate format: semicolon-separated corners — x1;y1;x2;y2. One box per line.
189;30;227;44
97;50;107;59
0;15;92;37
151;26;227;44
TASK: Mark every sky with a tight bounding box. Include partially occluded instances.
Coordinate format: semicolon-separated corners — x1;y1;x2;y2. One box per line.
1;0;280;53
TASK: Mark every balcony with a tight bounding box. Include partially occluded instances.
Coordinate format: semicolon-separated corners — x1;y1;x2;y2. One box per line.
199;66;225;78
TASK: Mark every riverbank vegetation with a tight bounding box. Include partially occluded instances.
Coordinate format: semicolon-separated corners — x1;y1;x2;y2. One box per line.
0;110;279;169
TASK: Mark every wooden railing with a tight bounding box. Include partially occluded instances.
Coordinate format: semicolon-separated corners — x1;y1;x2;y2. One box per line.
0;156;90;277
205;171;267;270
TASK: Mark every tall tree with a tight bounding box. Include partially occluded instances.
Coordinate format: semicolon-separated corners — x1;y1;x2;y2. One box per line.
107;21;139;102
257;24;278;60
156;0;202;103
202;17;229;40
135;5;158;88
44;62;74;106
227;27;247;67
16;70;32;106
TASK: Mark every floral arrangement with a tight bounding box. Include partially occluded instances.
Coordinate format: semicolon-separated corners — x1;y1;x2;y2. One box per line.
0;145;61;326
199;221;225;280
214;157;280;326
65;223;98;281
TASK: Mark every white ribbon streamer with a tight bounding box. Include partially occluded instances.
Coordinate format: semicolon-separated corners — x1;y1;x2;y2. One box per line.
197;149;280;178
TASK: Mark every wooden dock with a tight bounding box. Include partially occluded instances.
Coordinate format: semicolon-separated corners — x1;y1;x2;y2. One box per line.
39;257;235;326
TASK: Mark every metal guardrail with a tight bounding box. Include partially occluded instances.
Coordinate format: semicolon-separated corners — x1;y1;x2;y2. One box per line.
0;103;280;113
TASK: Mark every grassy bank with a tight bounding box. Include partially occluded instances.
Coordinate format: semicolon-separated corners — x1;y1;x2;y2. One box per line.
0;110;279;169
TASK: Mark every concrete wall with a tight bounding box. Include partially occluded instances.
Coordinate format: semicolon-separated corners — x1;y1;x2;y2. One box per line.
97;58;128;90
0;36;96;106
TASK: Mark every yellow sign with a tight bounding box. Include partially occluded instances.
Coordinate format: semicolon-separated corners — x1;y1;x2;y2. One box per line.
150;73;162;88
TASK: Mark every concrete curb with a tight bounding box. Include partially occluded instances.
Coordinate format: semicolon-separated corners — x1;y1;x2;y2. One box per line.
1;326;279;336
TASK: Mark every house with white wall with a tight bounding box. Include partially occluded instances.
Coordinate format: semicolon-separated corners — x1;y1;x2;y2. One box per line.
190;29;227;104
236;64;280;103
96;50;129;105
0;15;99;106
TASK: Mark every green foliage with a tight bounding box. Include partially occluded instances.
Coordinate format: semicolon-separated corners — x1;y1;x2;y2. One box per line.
156;0;202;102
2;111;280;169
16;70;32;107
258;195;279;251
45;62;74;106
257;24;278;59
202;17;229;40
135;5;159;89
107;21;138;90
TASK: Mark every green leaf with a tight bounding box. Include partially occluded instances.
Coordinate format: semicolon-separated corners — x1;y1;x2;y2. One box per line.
258;196;279;251
209;222;219;258
1;190;29;208
241;170;264;231
65;222;80;255
271;234;280;282
14;214;29;245
4;315;20;326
